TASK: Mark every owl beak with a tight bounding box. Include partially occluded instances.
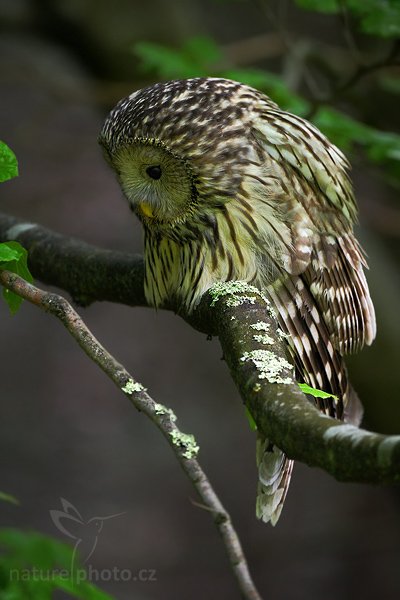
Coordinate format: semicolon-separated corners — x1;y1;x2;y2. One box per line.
138;202;154;218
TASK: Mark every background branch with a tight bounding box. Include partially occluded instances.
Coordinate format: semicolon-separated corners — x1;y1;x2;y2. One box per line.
1;212;399;485
0;213;147;308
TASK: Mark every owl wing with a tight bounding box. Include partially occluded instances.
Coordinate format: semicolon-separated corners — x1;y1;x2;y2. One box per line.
249;106;376;525
254;108;376;360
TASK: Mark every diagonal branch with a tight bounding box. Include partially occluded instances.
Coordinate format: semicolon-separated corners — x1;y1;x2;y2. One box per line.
1;212;400;485
0;268;262;600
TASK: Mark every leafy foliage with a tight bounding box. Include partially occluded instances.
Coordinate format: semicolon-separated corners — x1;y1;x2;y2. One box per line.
294;0;400;37
0;141;18;183
351;0;400;37
0;144;33;313
0;528;115;600
133;21;400;186
133;37;310;115
314;107;400;173
135;36;220;79
0;242;33;314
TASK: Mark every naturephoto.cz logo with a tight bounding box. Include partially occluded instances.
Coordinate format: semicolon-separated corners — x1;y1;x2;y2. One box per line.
9;565;157;584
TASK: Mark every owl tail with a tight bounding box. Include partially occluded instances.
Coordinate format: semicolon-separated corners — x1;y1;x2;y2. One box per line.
254;384;360;527
255;435;294;526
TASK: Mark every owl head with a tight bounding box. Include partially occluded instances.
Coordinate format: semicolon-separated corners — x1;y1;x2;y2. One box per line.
99;77;268;231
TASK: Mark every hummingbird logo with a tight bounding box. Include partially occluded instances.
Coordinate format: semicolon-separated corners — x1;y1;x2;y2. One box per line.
50;498;125;567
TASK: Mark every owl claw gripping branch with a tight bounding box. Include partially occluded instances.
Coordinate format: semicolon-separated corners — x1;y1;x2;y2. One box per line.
99;77;376;525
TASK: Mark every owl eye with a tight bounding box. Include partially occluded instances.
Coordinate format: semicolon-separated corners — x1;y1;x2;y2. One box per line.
146;165;162;180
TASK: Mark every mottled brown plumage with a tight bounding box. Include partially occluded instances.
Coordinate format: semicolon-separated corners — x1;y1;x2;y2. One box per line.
100;77;376;525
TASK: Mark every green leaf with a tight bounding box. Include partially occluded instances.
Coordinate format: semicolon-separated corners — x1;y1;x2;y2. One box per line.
0;529;73;570
0;141;18;183
53;576;115;599
184;36;221;67
312;107;400;170
295;0;400;38
0;241;33;314
347;0;400;38
134;36;222;79
298;383;338;401
2;287;23;314
312;107;367;152
135;41;199;78
0;243;23;263
244;405;257;431
0;528;116;600
0;492;20;506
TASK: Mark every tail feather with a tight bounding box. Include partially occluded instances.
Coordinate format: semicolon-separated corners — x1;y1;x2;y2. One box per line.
343;383;364;426
256;435;294;526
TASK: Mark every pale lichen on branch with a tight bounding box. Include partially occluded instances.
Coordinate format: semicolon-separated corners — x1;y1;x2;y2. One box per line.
240;349;293;385
121;378;145;394
170;430;200;460
208;280;273;312
250;322;275;345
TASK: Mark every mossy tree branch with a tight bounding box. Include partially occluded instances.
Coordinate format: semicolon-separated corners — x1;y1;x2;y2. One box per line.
194;285;400;485
1;212;400;485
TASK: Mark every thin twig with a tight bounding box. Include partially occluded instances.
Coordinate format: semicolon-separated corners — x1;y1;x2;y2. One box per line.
337;0;364;66
0;269;262;600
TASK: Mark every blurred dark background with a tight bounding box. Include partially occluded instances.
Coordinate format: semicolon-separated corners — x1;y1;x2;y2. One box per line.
1;0;399;598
